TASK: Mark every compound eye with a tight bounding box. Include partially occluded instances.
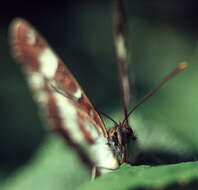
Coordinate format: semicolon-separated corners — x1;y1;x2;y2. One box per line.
108;128;117;141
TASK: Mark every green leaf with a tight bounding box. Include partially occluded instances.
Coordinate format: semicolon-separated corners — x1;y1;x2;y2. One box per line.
0;136;90;190
78;162;198;190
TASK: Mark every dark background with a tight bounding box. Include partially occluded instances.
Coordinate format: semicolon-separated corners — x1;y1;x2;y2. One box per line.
1;0;198;189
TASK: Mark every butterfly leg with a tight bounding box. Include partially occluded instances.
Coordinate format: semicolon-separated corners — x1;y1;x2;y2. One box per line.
91;165;97;181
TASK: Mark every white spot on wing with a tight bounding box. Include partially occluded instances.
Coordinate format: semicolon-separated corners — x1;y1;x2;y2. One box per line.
39;48;58;78
54;93;85;144
35;91;49;104
27;30;36;45
116;34;127;59
28;72;45;89
27;72;48;104
122;75;129;102
122;75;129;89
73;88;82;99
91;136;119;173
83;119;99;139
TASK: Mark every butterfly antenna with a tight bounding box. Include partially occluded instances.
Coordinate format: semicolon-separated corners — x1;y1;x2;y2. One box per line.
122;62;188;125
98;110;118;125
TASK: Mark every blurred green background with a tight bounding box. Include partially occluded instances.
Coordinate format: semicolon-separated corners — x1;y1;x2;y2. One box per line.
1;0;198;189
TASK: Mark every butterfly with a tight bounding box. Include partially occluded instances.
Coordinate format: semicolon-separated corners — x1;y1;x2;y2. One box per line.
9;0;187;178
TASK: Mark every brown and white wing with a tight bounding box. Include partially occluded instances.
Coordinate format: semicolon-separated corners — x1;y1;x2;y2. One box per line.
113;0;131;122
9;18;118;173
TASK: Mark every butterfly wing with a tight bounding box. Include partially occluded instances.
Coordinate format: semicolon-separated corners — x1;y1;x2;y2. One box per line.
9;18;119;173
114;0;131;122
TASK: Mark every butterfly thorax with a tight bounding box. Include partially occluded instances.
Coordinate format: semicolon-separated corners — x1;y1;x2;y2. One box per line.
107;123;139;165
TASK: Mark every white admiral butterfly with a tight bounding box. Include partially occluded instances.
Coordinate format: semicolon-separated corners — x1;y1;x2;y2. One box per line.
9;0;187;178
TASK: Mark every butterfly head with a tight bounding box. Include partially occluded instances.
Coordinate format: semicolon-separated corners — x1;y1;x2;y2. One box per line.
107;122;138;165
